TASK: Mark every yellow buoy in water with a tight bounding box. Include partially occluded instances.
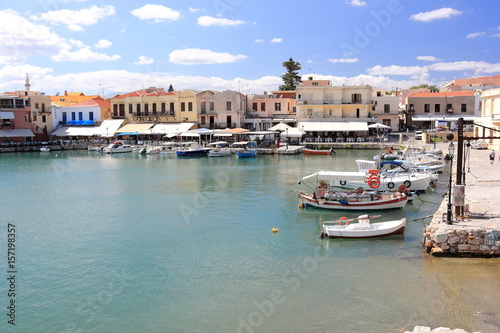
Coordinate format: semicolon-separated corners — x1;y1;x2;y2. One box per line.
272;228;279;233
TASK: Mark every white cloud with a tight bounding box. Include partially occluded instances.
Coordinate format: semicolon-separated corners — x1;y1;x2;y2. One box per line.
410;8;462;22
255;39;264;43
429;61;500;75
466;32;485;39
492;33;500;37
367;65;428;76
197;16;244;27
416;56;441;62
189;7;203;13
52;48;121;62
270;38;283;43
134;56;154;65
95;39;112;48
29;5;115;31
328;58;359;63
130;5;181;23
347;0;367;7
169;48;246;65
0;10;71;64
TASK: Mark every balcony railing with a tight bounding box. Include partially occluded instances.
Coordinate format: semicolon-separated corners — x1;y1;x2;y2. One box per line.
297;100;373;105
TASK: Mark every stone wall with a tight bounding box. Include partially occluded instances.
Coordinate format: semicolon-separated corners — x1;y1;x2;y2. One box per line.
423;224;500;257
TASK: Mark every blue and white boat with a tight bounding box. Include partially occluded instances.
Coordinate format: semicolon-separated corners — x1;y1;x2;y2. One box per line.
175;142;210;157
234;141;258;158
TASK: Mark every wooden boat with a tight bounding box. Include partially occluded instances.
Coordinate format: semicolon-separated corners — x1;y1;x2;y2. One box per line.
297;171;408;211
320;215;406;239
303;148;334;155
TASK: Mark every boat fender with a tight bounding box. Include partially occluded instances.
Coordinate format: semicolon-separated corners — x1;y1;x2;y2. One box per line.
340;180;346;186
404;180;411;188
398;184;407;193
387;182;395;189
272;228;279;233
367;176;380;189
339;200;349;205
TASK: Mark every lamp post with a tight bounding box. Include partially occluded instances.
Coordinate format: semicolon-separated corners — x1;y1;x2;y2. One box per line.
446;133;455;225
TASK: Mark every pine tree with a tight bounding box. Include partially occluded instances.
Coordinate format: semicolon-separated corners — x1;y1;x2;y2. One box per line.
279;58;302;91
168;84;174;92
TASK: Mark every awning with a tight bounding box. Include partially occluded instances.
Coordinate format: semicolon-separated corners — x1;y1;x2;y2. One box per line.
99;119;124;137
269;122;292;131
299;122;368;132
145;122;195;135
280;127;306;138
0;111;15;119
0;129;34;137
52;126;100;137
411;115;477;122
67;120;94;125
115;123;154;134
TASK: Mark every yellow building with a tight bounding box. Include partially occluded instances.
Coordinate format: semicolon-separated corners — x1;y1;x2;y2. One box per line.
474;88;500;150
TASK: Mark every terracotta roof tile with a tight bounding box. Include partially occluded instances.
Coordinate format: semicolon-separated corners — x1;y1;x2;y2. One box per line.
410;91;475;98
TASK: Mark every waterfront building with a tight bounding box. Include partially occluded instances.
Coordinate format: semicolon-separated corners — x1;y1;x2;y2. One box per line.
197;89;246;129
295;77;373;137
406;91;480;131
0;92;34;142
441;75;500;92
371;87;400;132
245;91;296;131
474;88;500;150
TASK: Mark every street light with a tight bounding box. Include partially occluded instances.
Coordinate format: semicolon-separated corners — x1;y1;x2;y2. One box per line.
446;133;455;225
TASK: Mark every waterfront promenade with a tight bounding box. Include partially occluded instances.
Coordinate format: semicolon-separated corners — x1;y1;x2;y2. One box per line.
421;141;500;257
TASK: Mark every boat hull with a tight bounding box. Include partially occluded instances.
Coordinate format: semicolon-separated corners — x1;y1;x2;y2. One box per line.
298;192;407;210
176;149;209;156
321;219;406;238
236;149;258;158
303;148;332;155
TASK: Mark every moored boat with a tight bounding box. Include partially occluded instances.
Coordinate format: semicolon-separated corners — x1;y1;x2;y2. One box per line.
40;147;50;152
175;142;210;157
303;147;334;155
234;141;258;158
103;141;133;154
320;215;406;239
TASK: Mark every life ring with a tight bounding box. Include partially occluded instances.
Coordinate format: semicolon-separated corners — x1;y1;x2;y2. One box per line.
338;217;349;225
340;180;347;186
387;182;395;189
367;176;380;189
404;180;411;188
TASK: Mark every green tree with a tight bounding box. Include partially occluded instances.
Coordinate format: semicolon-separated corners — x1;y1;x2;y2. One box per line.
410;84;439;92
168;84;174;92
279;58;302;91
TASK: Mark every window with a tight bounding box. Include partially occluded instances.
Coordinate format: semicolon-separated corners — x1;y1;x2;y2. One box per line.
356;108;360;118
89;112;94;121
119;104;125;117
200;116;205;125
41;104;45;112
152;103;157;114
351;93;362;104
41;115;46;123
384;104;390;113
33;114;37;121
226;101;232;111
181;102;186;112
35;103;39;109
329;109;332;116
201;101;206;113
226;115;232;127
424;104;430;113
434;104;440;113
275;103;281;111
461;103;467;112
71;112;76;121
144;103;149;116
261;102;265;111
169;103;175;115
447;104;452;112
78;112;83;120
136;104;141;115
188;102;193;111
252;102;257;111
409;104;414;111
129;104;133;114
377;91;382;97
161;103;166;112
209;102;214;111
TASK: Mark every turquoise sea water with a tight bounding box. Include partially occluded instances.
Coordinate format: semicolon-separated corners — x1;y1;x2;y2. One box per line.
0;150;498;333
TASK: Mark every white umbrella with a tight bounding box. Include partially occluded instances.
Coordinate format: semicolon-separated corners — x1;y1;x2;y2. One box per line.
269;122;292;131
280;127;306;138
368;123;390;129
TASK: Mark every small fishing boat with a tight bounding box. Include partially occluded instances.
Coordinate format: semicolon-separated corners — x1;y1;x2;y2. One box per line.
297;171;409;211
40;147;50;152
103;141;133;154
208;148;232;157
175;142;210;157
303;147;334;155
320;215;406;239
145;146;162;154
87;145;103;151
234;141;258;158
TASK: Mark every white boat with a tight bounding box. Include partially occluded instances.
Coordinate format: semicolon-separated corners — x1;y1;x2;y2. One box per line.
320;215;406;239
297;171;409;210
349;160;436;192
208;148;232;157
40;147;50;152
87;145;103;152
103;141;133;154
175;142;210;157
145;146;162;154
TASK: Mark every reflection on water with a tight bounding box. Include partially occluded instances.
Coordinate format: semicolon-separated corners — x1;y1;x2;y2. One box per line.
0;150;498;333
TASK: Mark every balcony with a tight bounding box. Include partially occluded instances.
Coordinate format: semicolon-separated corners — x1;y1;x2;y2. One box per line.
297;100;373;106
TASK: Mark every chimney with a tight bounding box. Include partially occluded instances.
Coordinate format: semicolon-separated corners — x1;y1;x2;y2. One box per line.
64;90;68;96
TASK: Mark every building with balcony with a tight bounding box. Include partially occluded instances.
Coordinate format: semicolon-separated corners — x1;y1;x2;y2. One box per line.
441;75;500;92
197;89;246;129
474;88;500;150
0;93;34;142
406;91;480;130
245;91;296;131
371;88;401;131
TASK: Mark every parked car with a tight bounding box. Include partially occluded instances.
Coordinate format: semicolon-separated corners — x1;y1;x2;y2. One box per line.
470;140;488;150
414;130;423;140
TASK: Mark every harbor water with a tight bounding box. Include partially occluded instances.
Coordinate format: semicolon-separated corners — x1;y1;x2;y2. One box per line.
0;150;498;333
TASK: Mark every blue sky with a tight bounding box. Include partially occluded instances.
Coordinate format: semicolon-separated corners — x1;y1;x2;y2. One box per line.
0;0;499;96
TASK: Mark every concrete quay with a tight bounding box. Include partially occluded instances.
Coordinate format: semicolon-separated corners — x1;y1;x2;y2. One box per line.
420;141;500;257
